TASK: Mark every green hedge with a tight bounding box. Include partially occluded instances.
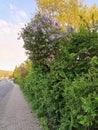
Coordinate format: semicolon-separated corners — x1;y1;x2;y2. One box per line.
19;66;98;130
17;27;98;130
15;14;98;129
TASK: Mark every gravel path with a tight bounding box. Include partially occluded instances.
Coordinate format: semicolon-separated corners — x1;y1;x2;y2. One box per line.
0;82;42;130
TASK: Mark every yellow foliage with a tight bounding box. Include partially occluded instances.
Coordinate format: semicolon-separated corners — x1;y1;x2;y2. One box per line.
13;60;32;79
80;4;98;27
0;70;12;78
36;0;98;29
13;66;20;78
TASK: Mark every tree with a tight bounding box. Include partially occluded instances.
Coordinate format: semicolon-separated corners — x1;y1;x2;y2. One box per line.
80;4;98;27
13;66;20;78
36;0;83;28
36;0;98;29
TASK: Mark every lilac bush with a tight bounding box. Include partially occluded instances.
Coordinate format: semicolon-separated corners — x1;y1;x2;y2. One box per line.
20;13;64;64
20;13;75;65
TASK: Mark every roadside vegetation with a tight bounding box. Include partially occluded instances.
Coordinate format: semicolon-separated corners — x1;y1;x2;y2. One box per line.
13;1;98;130
0;70;12;78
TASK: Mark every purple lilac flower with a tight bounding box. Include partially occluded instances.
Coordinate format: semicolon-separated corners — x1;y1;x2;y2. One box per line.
66;24;72;29
49;33;64;41
50;20;61;30
41;14;49;23
37;21;43;28
32;36;35;40
55;21;59;26
66;24;75;32
49;34;56;41
56;34;64;38
50;19;54;26
31;26;37;33
47;27;51;33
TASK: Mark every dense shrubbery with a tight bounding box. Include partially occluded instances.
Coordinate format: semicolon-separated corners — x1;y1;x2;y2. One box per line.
20;13;63;65
14;13;98;130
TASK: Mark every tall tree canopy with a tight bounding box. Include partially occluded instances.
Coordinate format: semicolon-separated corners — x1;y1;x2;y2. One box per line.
36;0;98;29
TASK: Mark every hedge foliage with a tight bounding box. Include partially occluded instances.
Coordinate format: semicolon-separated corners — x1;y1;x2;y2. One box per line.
15;14;98;130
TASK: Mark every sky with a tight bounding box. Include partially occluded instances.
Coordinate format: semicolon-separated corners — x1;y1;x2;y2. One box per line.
0;0;38;71
0;0;98;71
84;0;98;6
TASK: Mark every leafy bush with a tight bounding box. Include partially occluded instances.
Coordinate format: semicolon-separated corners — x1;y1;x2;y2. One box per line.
56;27;98;79
15;14;98;130
20;13;63;65
60;72;98;130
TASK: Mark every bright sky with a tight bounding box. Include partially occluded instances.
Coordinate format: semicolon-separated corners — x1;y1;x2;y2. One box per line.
0;0;38;71
0;0;98;71
84;0;98;6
